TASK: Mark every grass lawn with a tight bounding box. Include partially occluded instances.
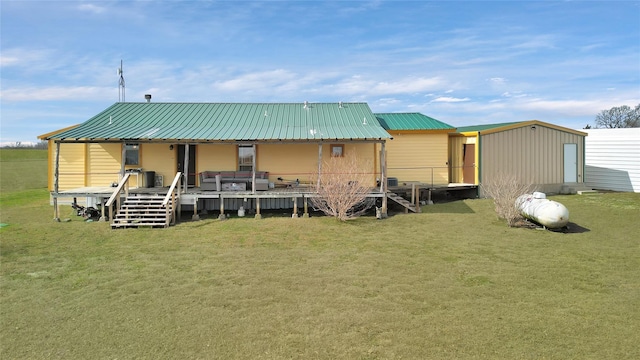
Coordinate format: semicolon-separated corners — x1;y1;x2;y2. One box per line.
1;150;639;358
0;148;48;194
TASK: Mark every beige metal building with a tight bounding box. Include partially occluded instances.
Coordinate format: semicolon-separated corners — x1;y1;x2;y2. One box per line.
450;121;588;195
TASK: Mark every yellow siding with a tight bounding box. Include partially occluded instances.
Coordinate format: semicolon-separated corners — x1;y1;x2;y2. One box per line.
448;135;477;183
259;143;378;186
140;143;177;186
383;132;449;185
87;143;121;186
343;143;377;186
53;143;86;191
196;144;238;185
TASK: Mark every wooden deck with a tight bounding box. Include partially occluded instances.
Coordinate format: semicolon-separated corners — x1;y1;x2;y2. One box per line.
52;182;477;222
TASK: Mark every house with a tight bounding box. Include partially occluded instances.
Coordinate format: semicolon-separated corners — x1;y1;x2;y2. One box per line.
375;113;455;188
583;128;640;192
450;121;588;195
39;102;392;225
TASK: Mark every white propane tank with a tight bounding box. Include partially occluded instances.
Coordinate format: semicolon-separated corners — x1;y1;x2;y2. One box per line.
516;193;569;228
238;206;245;217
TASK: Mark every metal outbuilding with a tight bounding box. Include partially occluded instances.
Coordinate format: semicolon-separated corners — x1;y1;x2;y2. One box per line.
451;121;588;195
583;128;640;193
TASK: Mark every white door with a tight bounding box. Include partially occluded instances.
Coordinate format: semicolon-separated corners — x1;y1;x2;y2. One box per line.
564;143;578;183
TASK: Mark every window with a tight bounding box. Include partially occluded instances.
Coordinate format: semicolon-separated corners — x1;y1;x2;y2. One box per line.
331;144;344;157
238;145;254;171
125;143;139;165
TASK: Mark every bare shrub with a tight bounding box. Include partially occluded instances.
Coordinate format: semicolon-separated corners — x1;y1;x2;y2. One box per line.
310;151;375;221
480;172;536;227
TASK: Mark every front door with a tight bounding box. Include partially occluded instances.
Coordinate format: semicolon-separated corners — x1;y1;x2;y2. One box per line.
563;143;577;183
463;144;475;184
177;144;197;187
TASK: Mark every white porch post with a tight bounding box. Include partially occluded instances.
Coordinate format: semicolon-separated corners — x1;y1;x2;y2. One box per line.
251;144;256;194
183;143;189;192
120;143;126;179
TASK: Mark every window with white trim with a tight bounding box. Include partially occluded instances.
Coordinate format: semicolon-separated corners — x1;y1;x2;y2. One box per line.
125;143;140;165
331;144;344;157
238;145;254;171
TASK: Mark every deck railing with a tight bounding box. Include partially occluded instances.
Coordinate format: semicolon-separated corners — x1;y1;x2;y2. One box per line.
162;172;182;225
104;172;132;223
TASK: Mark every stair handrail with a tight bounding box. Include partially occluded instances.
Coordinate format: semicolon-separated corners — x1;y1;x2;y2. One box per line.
162;172;182;225
104;173;132;223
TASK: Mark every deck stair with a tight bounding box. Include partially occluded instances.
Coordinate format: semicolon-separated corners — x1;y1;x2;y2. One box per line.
387;192;418;213
111;194;174;229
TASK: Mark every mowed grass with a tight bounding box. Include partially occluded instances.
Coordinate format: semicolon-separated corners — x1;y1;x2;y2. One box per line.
1;150;639;359
0;148;48;194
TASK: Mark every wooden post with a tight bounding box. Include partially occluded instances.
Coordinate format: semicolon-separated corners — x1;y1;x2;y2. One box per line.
380;142;388;218
415;185;421;213
53;198;59;221
99;197;107;222
192;197;200;220
183;144;189;193
255;198;262;219
302;197;309;218
317;144;322;189
252;144;257;194
379;142;386;193
292;197;298;218
120;143;126;180
53;142;61;221
218;196;225;220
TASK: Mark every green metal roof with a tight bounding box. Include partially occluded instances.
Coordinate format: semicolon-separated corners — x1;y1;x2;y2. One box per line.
455;122;522;133
48;102;391;142
375;112;455;130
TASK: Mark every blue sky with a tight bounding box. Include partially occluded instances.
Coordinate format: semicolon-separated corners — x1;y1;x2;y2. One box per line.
1;0;639;144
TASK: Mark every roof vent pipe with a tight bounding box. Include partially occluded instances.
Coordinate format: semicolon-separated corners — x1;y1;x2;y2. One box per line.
145;94;152;103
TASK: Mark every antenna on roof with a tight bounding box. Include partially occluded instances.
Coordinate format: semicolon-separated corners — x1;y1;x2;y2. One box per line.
304;101;308;109
339;101;343;108
117;60;125;102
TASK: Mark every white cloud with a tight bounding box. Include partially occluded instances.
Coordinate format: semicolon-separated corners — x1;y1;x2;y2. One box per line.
77;4;106;14
213;69;298;93
431;96;470;103
0;86;112;102
489;77;507;84
0;48;52;68
502;91;527;98
329;76;443;97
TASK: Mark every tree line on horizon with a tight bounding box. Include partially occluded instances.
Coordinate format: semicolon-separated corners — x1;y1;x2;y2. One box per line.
586;103;640;129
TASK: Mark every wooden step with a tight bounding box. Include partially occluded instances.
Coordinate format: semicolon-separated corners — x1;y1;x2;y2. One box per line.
111;194;174;228
120;205;165;210
387;192;418;212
